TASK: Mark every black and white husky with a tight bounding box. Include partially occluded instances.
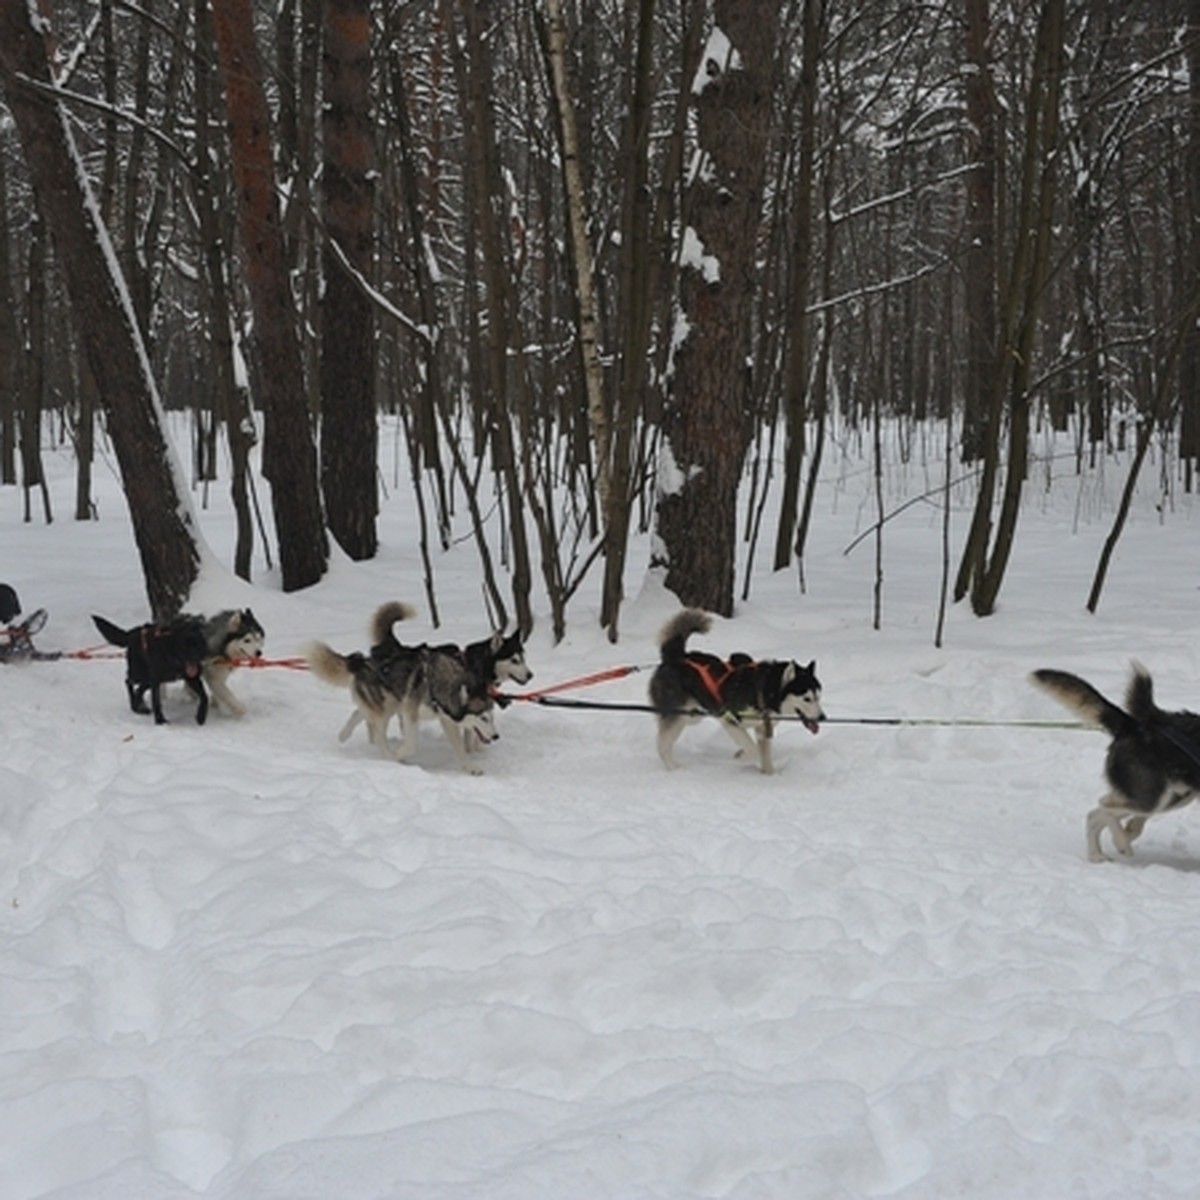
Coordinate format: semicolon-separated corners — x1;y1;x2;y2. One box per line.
201;608;265;717
648;608;824;774
1032;664;1200;862
307;602;515;775
332;601;533;749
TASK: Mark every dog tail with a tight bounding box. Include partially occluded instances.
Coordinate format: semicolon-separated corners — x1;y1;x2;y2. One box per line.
658;608;711;661
91;614;131;648
1030;668;1135;737
370;601;417;646
1124;661;1160;724
305;641;363;688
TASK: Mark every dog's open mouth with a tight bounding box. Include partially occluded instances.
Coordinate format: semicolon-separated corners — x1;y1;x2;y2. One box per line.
802;716;821;734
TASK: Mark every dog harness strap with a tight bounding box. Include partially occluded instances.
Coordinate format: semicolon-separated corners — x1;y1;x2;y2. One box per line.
687;656;733;707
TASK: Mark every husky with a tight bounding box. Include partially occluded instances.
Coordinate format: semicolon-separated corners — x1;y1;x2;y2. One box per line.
648;608;824;774
307;625;498;775
1032;664;1200;862
92;613;209;725
201;608;265;717
336;601;533;747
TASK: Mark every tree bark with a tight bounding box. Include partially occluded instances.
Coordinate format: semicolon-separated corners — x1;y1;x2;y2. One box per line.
319;0;378;559
0;0;202;615
653;0;780;615
210;0;328;591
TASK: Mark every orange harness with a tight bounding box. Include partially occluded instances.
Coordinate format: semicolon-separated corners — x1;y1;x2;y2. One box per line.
686;655;737;707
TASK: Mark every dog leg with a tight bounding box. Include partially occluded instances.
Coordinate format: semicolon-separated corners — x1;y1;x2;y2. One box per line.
338;709;363;743
393;702;421;763
656;717;686;769
720;716;760;765
440;714;483;776
1119;815;1149;852
1085;801;1126;862
757;718;775;775
150;682;168;725
186;676;209;725
206;669;245;718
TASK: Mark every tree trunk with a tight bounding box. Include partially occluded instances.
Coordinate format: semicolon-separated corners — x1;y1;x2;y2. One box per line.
319;0;378;560
0;0;202;615
773;0;821;571
652;0;780;615
210;0;328;591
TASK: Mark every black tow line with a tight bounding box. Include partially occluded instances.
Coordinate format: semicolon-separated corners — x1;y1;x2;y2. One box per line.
493;690;1084;730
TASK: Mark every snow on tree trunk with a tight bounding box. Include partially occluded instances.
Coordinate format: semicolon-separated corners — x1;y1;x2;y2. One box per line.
651;2;780;616
0;0;204;617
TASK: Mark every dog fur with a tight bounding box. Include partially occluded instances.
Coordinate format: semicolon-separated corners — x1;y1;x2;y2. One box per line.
335;601;532;748
1032;664;1200;862
307;603;501;774
201;608;265;717
92;613;209;725
648;608;824;774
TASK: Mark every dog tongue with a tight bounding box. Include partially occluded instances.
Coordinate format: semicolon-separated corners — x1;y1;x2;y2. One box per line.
804;718;820;734
186;663;200;678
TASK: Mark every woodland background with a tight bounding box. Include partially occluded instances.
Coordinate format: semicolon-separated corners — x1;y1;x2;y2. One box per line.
0;0;1196;641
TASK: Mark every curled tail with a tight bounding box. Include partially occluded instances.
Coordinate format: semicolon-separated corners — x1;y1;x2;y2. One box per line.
92;614;131;648
370;601;417;646
658;608;711;662
1030;667;1136;738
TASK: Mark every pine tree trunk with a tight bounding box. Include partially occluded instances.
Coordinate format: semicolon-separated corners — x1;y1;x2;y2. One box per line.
210;0;328;592
319;0;378;560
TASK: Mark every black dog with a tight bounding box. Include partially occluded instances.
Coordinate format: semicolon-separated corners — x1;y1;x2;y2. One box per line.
92;614;210;725
649;608;825;774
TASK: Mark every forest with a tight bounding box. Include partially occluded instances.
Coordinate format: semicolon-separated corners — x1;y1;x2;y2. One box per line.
0;0;1196;641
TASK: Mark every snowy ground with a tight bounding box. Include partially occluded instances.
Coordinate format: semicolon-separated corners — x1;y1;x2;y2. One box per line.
3;422;1200;1198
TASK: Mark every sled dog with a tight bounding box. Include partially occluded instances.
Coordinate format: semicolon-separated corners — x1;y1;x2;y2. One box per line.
307;606;498;774
336;601;533;747
201;608;265;717
648;608;824;774
1032;664;1200;862
92;613;210;725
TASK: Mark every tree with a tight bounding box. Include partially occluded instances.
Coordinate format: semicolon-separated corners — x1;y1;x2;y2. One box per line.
319;0;377;560
210;0;328;591
0;0;203;616
652;0;780;615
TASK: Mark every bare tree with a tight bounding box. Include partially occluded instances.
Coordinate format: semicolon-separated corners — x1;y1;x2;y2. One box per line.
0;0;202;615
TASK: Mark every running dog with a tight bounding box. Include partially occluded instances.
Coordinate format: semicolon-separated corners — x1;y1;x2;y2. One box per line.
308;614;498;775
201;608;265;717
336;601;533;747
649;608;825;774
1032;664;1200;862
92;613;209;725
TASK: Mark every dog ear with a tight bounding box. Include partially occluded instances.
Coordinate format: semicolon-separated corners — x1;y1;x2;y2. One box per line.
490;631;505;652
782;662;797;685
226;611;242;632
805;660;816;675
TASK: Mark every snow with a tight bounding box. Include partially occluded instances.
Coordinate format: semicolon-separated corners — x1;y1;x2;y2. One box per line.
4;422;1200;1198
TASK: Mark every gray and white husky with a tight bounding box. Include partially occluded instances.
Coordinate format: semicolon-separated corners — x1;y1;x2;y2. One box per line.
307;604;500;774
335;601;533;749
1032;664;1200;862
201;608;265;717
648;608;824;774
